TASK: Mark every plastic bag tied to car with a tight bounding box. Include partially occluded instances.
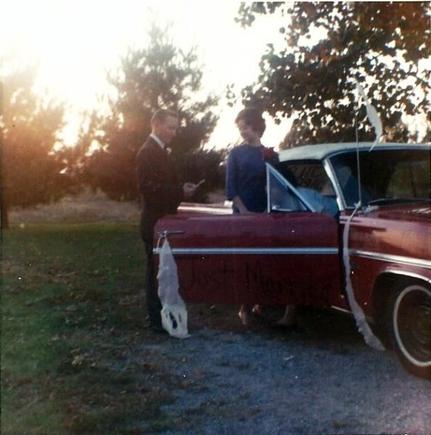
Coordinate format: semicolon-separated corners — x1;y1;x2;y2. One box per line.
157;238;190;339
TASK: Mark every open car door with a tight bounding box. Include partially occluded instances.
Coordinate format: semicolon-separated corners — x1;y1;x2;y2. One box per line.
154;165;342;307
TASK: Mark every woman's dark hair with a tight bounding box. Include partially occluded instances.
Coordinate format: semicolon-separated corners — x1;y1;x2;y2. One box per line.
235;108;266;136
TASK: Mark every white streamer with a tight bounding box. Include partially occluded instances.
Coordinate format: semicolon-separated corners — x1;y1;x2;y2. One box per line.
343;204;385;351
356;83;382;151
157;238;190;338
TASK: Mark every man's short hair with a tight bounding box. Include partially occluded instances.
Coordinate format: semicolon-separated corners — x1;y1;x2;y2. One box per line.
151;109;178;125
235;107;266;136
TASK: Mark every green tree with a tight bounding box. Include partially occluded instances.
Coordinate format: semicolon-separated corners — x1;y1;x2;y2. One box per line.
84;25;221;201
0;65;69;229
236;2;431;147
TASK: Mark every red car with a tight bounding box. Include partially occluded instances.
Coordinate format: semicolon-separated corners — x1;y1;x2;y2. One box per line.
154;143;431;379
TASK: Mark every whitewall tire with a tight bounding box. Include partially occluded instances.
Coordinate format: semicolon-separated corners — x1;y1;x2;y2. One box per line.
391;283;431;380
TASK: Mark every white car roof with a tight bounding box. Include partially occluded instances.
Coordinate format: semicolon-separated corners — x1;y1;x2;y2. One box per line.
279;142;430;162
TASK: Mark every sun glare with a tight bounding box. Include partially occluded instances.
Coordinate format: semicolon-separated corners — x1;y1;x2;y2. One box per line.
2;0;290;147
3;1;142;108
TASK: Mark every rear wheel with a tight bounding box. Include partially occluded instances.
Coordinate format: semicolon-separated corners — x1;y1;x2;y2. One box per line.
389;283;431;380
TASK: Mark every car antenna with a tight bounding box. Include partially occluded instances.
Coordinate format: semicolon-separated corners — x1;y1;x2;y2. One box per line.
354;87;363;209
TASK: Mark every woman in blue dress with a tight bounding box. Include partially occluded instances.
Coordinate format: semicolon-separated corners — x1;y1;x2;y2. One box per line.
226;108;278;324
226;108;278;213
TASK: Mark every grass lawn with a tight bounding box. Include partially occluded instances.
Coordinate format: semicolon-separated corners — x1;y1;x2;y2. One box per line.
2;223;176;434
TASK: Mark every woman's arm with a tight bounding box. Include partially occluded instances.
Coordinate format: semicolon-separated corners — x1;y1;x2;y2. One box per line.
226;149;247;211
226;147;252;213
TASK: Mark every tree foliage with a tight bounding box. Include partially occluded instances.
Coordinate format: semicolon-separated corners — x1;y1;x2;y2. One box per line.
84;25;222;201
1;65;69;228
236;2;431;147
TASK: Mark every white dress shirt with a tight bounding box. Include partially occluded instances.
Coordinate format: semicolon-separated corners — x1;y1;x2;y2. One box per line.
150;133;166;151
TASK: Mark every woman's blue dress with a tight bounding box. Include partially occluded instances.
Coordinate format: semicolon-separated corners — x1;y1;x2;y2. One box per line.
226;144;278;213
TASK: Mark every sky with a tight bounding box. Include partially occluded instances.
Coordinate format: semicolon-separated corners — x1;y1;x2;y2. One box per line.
1;0;291;149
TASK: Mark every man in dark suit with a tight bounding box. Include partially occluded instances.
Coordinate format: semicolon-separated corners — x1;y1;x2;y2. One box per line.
136;109;197;331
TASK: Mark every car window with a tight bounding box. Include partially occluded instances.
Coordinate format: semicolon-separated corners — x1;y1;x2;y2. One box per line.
279;161;335;195
386;158;430;198
266;165;312;213
276;160;339;217
329;149;431;207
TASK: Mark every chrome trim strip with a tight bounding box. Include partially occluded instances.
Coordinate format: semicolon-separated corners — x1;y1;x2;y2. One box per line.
350;249;431;269
324;158;347;211
153;247;338;255
331;305;352;315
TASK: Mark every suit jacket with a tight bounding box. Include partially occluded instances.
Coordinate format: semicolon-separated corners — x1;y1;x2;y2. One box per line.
136;137;183;242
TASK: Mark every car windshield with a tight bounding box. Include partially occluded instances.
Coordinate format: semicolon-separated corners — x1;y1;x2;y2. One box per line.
329;148;430;207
